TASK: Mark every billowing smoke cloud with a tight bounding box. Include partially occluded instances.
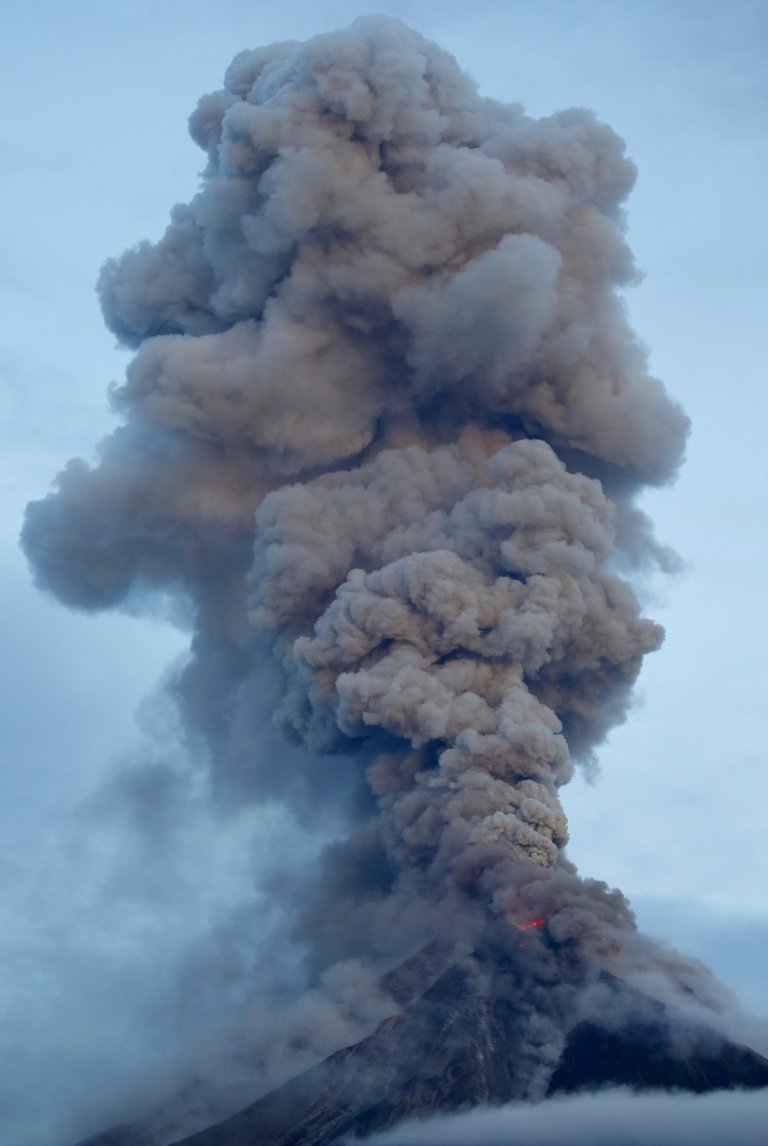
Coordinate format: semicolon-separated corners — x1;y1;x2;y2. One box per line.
23;12;710;1120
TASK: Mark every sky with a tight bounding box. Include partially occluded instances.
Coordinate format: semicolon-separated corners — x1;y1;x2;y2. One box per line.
1;1;767;1143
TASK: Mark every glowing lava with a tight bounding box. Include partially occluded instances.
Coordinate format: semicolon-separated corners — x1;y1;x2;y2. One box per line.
513;919;546;932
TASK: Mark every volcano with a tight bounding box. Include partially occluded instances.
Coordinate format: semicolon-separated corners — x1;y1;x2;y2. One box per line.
26;16;766;1146
76;944;768;1146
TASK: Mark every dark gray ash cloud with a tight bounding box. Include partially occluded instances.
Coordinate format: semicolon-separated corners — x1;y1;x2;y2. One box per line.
22;13;720;1126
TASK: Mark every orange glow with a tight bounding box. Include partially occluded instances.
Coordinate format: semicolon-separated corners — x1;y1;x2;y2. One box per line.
513;918;546;932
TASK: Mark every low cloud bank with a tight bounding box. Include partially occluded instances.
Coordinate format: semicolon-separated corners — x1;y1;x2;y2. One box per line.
354;1087;768;1146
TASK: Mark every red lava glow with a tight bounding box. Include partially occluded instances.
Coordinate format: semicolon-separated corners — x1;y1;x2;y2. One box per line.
513;918;546;932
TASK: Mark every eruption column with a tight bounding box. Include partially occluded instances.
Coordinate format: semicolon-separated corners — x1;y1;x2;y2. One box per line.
23;16;688;973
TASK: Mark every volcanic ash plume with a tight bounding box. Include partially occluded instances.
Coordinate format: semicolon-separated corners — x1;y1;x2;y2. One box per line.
23;14;703;1090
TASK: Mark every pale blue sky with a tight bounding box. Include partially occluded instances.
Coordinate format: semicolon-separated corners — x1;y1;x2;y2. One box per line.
1;2;767;1141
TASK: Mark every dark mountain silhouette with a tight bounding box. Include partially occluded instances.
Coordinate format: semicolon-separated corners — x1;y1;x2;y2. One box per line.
75;945;768;1146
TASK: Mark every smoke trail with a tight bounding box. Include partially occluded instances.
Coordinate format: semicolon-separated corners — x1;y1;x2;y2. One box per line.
22;14;704;1108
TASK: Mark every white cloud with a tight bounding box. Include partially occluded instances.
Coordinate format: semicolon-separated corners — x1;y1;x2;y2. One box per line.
354;1087;768;1146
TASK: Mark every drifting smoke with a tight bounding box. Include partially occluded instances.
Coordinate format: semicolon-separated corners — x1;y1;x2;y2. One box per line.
23;13;707;1115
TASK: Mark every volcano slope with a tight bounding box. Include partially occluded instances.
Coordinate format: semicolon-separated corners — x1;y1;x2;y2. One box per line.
76;942;768;1146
